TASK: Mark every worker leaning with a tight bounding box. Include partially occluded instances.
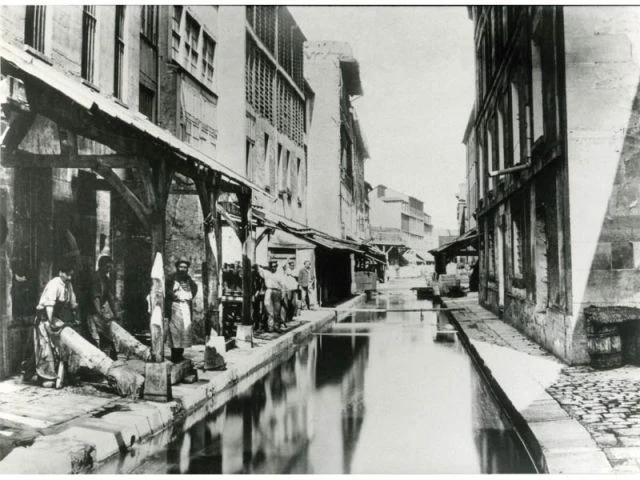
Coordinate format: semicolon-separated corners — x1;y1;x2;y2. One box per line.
25;262;79;388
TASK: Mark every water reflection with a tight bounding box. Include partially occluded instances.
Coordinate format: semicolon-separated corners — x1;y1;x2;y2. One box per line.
127;290;535;474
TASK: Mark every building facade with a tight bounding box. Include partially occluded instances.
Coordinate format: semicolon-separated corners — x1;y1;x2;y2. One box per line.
0;2;282;377
304;41;370;243
468;6;640;365
369;184;433;265
0;5;148;374
304;41;374;303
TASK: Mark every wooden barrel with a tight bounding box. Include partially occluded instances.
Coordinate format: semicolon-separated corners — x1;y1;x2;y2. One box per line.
587;323;623;369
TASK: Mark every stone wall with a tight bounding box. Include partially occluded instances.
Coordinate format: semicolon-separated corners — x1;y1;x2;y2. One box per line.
564;7;640;363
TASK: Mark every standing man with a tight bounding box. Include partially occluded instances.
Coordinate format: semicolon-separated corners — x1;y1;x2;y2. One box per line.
166;258;198;363
27;263;78;387
87;255;117;360
282;258;299;325
251;264;266;332
297;260;315;310
257;260;284;332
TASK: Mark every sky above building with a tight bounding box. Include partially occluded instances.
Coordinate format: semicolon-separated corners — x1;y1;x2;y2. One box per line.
290;6;475;231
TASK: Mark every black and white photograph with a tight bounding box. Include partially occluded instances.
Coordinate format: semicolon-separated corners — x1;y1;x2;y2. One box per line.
0;2;638;475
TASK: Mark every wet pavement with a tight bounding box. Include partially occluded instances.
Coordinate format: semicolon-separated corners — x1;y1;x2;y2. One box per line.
121;284;535;474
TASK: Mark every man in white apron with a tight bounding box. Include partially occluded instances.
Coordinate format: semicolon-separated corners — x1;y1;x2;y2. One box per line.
166;259;198;363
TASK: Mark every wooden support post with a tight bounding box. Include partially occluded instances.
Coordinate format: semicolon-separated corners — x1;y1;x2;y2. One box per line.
145;252;172;401
240;192;254;326
195;173;222;338
255;227;273;248
236;191;254;349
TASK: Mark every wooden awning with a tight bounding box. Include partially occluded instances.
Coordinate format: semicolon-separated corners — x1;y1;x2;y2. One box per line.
429;228;478;257
0;40;268;196
256;207;385;262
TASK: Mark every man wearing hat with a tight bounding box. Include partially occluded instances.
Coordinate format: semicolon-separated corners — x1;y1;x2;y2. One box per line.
166;258;198;363
257;259;284;332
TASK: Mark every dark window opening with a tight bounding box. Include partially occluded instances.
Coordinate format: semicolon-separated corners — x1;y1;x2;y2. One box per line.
138;84;156;122
24;5;46;53
114;5;125;99
141;5;157;45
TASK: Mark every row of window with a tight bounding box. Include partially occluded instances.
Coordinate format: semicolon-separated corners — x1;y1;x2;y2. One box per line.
171;7;217;88
25;5;132;102
246;6;304;89
24;5;217;116
246;35;305;147
276;76;305;147
483;168;565;309
476;7;560;203
246;37;275;124
256;133;306;202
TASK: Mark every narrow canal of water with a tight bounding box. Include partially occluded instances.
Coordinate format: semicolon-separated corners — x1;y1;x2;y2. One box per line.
125;288;536;474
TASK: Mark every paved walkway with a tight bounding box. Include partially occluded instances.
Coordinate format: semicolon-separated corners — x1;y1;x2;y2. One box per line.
445;294;640;474
0;296;363;473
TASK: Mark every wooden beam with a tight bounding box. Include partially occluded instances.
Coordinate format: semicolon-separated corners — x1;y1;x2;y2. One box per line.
1;151;140;168
216;203;241;240
195;173;223;337
135;159;158;211
93;163;151;230
256;227;273;247
155;157;175;208
23;78;137;155
1;111;35;153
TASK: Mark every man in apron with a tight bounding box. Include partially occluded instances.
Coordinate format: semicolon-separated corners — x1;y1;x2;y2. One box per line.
87;255;117;359
27;263;78;387
166;259;198;363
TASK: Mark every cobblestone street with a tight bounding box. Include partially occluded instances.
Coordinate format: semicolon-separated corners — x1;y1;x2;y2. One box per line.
445;294;640;473
547;366;640;472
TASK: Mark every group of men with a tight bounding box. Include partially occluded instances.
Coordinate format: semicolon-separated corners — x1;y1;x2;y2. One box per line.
253;258;315;333
221;262;243;295
22;255;199;387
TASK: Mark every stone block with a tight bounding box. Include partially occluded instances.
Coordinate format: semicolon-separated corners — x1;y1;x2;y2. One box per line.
58;426;120;462
170;359;194;385
143;361;172;402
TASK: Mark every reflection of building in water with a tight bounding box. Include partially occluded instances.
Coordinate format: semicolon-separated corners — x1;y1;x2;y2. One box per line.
165;406;225;474
150;335;371;474
470;369;535;473
340;335;369;473
220;341;318;473
307;334;369;473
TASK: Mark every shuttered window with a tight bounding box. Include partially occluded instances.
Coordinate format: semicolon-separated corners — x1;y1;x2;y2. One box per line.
24;6;47;53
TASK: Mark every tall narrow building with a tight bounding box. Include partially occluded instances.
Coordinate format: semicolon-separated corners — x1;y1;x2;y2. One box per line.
217;6;309;265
